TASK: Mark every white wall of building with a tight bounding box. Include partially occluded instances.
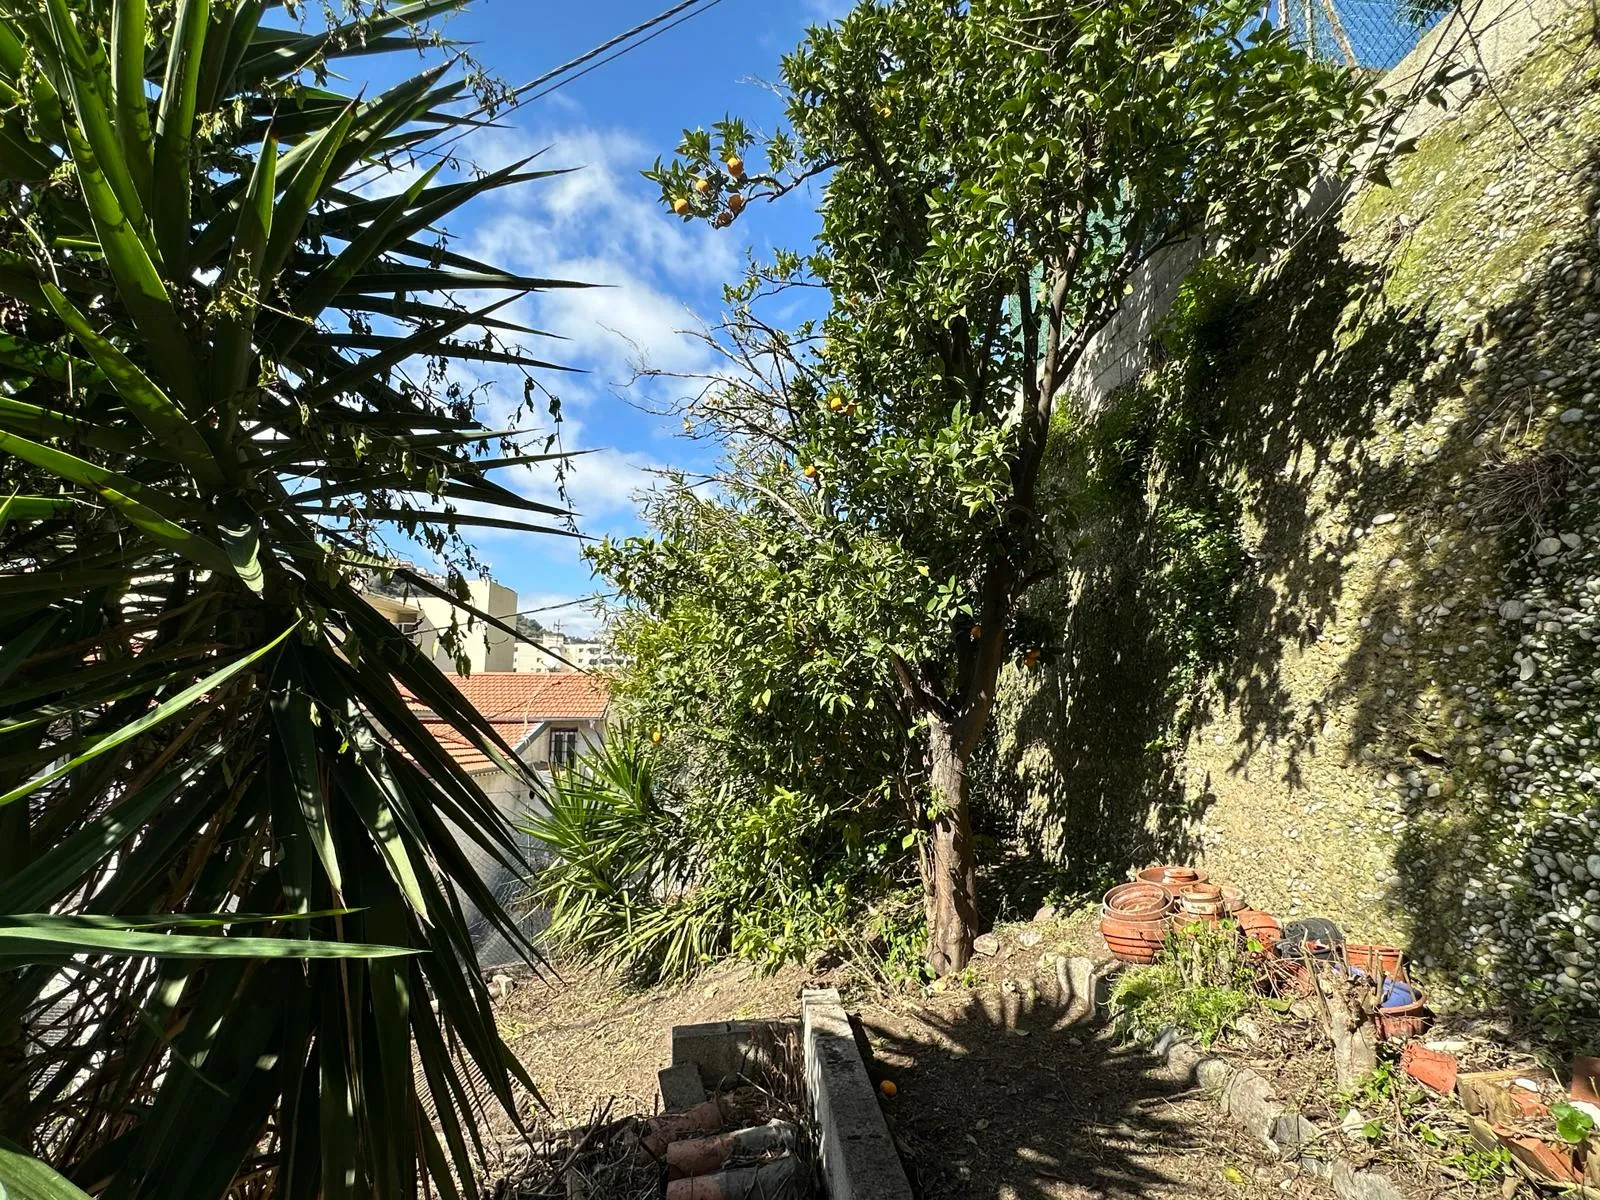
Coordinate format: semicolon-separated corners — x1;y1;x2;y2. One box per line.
365;576;518;673
513;629;622;673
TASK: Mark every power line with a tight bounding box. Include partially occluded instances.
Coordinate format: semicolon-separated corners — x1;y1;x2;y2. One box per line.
520;1;730;105
509;0;727;104
508;594;617;620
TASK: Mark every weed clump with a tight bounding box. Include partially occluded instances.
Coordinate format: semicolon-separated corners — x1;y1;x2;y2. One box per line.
1109;920;1259;1047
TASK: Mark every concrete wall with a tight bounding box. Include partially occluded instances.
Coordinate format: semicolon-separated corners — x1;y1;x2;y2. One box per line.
998;0;1600;1024
1061;0;1591;418
1063;239;1207;413
415;578;518;673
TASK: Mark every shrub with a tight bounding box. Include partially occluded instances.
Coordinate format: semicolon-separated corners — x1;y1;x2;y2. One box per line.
523;732;914;982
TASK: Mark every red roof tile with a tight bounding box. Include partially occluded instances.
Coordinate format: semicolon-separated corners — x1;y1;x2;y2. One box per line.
405;672;609;774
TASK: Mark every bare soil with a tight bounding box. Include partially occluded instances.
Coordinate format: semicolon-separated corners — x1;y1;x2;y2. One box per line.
487;913;1341;1199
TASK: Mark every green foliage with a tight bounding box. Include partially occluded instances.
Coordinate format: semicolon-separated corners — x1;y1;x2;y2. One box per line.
633;0;1385;970
584;481;921;978
525;731;914;983
1336;1058;1424;1142
1441;1143;1515;1182
1051;258;1255;724
1109;921;1256;1046
1336;1057;1515;1179
0;2;579;1194
1552;1101;1597;1145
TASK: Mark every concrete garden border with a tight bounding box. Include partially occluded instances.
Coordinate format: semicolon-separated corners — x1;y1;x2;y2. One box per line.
665;992;915;1200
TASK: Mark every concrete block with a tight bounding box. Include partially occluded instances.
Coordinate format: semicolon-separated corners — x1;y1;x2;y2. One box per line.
802;989;915;1200
671;1019;797;1088
659;1062;708;1112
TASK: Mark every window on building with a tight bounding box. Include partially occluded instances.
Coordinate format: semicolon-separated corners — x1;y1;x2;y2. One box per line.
550;728;580;768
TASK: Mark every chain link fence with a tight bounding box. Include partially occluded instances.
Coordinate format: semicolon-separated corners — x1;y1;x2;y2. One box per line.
1272;0;1453;71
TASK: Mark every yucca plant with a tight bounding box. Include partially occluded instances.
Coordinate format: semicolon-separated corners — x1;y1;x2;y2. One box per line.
0;1;585;1195
522;733;710;982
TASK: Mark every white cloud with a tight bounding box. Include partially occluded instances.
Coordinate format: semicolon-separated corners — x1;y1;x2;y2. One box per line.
491;438;662;526
457;125;734;386
363;118;746;596
511;591;612;639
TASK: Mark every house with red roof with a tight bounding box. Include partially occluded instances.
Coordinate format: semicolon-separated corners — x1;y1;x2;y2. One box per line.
403;671;610;968
406;671;611;777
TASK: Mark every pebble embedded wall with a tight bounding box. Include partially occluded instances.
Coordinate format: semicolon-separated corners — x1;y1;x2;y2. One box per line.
999;0;1600;1031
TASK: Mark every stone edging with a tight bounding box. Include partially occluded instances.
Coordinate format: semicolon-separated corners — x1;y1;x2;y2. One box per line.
1153;1029;1408;1200
802;989;916;1200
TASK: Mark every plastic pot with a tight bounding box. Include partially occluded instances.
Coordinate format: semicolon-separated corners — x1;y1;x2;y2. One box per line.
1376;988;1431;1040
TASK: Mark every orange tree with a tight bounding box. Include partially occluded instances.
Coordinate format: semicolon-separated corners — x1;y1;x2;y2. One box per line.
639;0;1385;974
0;1;580;1194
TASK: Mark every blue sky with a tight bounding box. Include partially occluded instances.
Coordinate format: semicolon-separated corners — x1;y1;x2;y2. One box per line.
355;0;852;633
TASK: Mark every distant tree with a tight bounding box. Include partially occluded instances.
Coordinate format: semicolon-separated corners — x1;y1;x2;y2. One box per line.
643;0;1382;973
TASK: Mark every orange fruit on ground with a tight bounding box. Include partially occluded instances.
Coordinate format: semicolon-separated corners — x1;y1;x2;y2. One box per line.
879;1079;897;1098
651;730;663;744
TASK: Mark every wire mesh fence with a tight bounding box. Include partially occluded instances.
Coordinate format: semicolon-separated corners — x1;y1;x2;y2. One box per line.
1271;0;1453;71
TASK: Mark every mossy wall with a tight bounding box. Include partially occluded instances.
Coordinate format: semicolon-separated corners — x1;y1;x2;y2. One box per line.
995;8;1600;1035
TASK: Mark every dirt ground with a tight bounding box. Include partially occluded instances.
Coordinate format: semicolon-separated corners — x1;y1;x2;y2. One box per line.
489;911;1345;1200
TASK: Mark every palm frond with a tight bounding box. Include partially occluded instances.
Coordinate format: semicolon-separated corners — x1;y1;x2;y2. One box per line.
0;2;580;1195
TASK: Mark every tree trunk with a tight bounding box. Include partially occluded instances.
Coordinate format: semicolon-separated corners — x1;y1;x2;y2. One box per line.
1316;968;1379;1089
924;716;980;975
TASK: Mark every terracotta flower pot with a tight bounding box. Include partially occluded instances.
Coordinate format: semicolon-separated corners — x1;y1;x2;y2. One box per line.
1501;1132;1582;1184
1346;943;1407;981
1217;883;1247;913
1376;988;1431;1040
1099;924;1167;964
1136;864;1209;888
1235;908;1283;951
1176;882;1225;919
1400;1043;1458;1095
1099;902;1170;964
1103;881;1173;916
1271;959;1316;997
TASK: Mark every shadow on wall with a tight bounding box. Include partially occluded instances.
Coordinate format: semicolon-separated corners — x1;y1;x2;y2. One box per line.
991;20;1600;1036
